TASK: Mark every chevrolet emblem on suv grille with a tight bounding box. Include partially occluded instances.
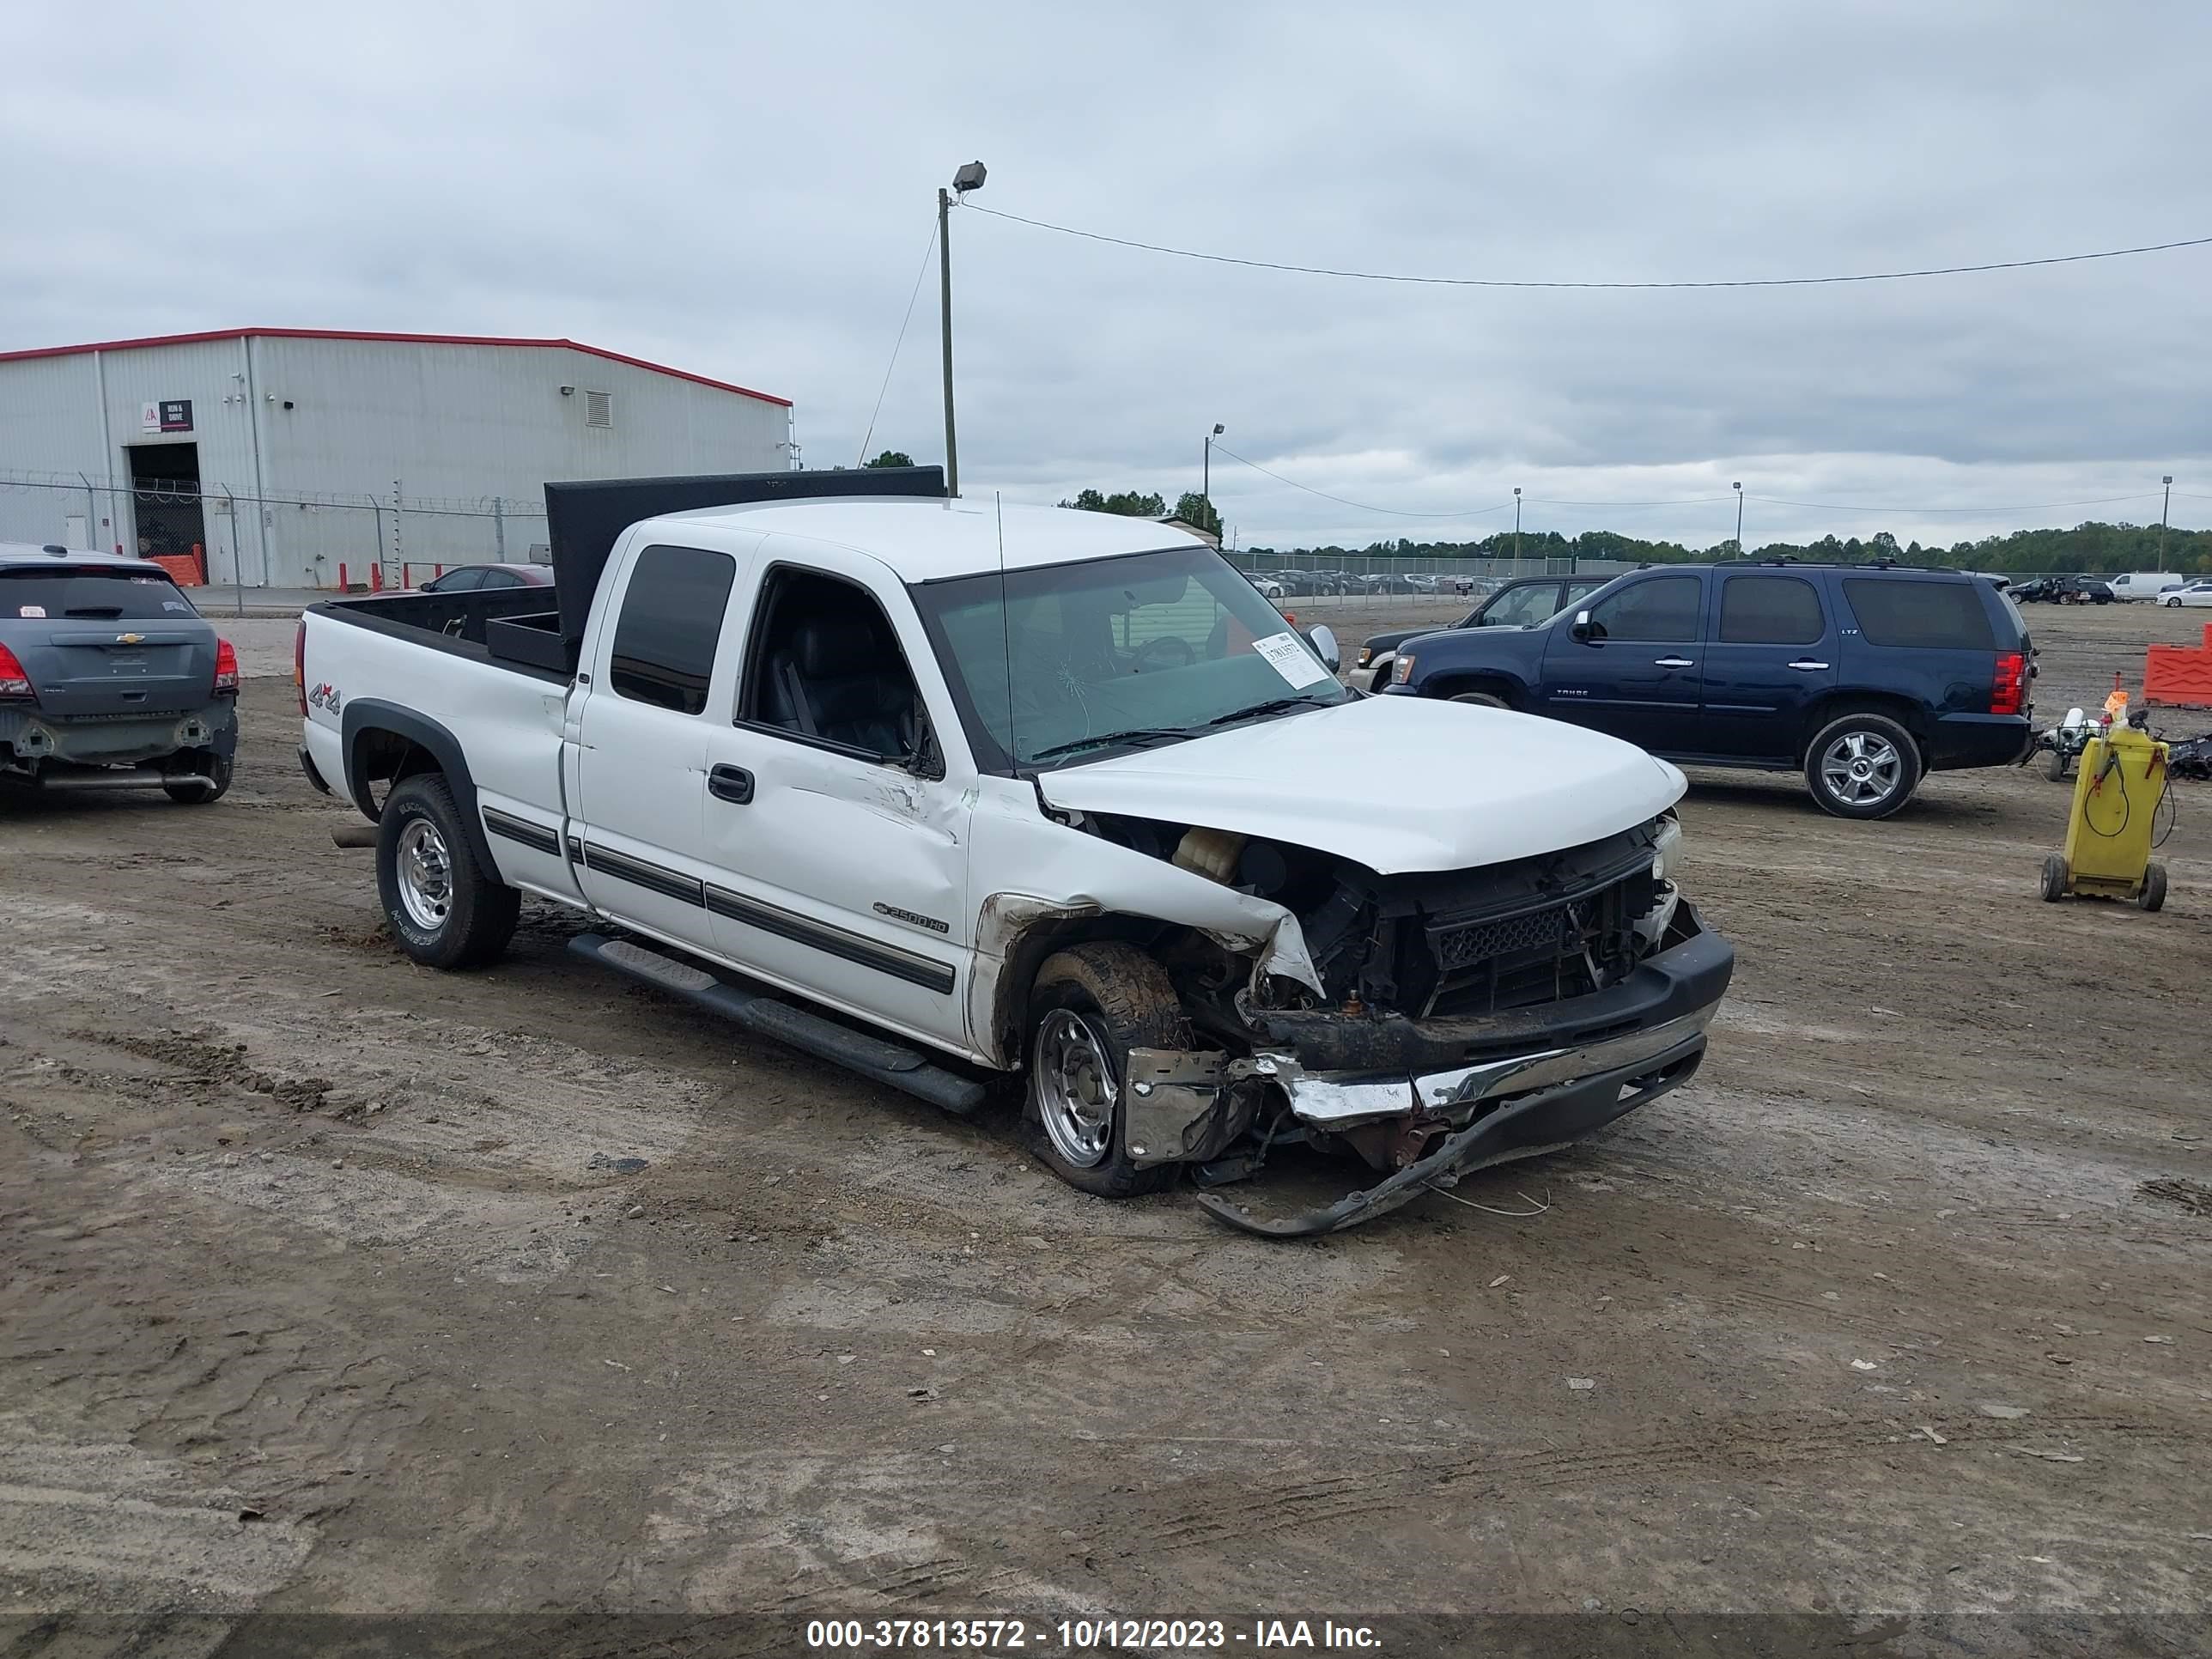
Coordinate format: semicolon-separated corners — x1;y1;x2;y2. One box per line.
115;633;144;644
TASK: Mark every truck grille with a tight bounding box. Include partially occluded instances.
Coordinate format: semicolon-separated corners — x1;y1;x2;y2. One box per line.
1419;870;1647;1019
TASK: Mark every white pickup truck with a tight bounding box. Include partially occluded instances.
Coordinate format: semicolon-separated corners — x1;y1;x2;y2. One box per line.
298;471;1733;1234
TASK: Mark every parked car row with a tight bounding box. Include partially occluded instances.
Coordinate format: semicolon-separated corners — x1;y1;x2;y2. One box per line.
1381;559;2035;821
1355;576;1613;691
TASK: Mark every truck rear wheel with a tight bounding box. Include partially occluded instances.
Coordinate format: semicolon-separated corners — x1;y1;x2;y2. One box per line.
375;774;520;969
1025;943;1182;1200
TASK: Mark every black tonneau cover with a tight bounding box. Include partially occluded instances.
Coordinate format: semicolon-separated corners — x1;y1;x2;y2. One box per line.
544;465;945;659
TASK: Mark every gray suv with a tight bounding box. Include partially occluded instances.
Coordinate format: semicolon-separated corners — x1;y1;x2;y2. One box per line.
0;544;239;802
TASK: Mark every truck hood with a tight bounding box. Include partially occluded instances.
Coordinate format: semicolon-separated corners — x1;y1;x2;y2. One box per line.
1036;695;1685;874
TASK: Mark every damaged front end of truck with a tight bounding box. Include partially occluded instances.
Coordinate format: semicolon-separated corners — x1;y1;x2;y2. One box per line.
991;800;1732;1237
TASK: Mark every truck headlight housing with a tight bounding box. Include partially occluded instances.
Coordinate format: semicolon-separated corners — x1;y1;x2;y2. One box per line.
1651;812;1682;880
1393;653;1414;684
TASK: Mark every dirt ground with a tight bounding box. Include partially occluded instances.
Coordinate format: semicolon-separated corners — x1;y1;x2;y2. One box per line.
3;600;2209;1654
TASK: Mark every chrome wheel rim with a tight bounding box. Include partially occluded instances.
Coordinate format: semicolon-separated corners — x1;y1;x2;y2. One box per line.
395;818;453;933
1033;1008;1116;1169
1820;731;1902;806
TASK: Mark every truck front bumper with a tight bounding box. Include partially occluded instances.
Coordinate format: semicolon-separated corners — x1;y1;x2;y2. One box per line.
1185;914;1734;1237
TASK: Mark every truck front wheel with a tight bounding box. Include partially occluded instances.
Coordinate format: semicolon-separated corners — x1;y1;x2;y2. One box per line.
1026;944;1182;1200
375;774;520;969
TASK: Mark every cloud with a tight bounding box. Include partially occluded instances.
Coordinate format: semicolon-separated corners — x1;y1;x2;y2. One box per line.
4;0;2207;551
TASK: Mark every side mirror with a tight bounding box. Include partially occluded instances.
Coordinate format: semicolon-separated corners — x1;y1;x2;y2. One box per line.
1304;623;1340;673
1568;609;1598;643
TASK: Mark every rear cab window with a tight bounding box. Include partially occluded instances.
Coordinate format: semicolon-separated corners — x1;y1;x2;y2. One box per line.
1;567;198;621
1839;578;1996;650
606;544;738;714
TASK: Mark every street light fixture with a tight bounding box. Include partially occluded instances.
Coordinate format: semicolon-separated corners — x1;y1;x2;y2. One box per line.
2160;475;2174;571
1203;423;1224;532
1734;482;1743;559
1513;487;1522;563
939;161;988;497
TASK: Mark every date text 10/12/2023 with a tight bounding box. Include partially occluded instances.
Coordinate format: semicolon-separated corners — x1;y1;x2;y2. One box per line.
805;1618;1382;1650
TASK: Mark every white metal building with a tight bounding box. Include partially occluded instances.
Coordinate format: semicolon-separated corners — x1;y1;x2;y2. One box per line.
0;328;794;588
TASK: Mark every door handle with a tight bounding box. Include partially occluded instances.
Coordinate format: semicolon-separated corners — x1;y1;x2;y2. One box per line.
708;763;754;805
1652;656;1696;668
1787;659;1831;672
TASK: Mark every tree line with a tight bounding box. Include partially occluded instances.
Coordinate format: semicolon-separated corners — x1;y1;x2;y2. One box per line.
866;453;2203;574
1242;520;2212;574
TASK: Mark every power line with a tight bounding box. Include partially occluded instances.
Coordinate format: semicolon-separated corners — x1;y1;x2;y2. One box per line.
962;203;2212;291
856;218;939;466
1210;444;1512;519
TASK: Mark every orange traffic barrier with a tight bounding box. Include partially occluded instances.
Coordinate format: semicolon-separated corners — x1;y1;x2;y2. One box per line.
2145;623;2212;709
149;552;204;586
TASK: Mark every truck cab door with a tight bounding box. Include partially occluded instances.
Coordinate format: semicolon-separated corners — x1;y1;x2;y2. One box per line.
1540;572;1707;754
697;544;975;1059
570;538;756;953
1698;571;1836;761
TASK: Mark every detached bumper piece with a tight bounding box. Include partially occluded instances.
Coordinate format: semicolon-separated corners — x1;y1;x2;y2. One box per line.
1195;1021;1710;1237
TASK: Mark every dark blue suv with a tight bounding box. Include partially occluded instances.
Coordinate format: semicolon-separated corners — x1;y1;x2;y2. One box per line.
1382;562;2033;818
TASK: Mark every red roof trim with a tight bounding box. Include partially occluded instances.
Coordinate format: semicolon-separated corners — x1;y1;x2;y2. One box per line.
0;327;792;408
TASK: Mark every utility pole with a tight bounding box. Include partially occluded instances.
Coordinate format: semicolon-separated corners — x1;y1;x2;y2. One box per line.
1734;482;1743;559
1513;487;1522;564
939;161;988;500
2160;475;2173;571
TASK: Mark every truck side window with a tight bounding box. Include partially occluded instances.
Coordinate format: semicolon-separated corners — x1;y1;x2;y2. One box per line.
609;544;737;715
739;567;924;763
1717;575;1824;645
1584;575;1700;641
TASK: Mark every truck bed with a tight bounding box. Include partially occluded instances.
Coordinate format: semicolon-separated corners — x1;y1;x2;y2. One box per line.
313;586;576;683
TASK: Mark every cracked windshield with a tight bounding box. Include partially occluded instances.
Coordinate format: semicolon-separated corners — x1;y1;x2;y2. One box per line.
916;544;1348;769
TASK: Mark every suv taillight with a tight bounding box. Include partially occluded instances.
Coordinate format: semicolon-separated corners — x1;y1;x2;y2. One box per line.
0;642;31;699
1991;651;2026;716
294;618;307;714
214;638;240;695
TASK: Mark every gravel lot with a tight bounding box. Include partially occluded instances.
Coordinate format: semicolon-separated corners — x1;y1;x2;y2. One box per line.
3;599;2208;1652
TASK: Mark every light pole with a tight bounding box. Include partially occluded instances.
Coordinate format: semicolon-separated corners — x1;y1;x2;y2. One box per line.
939;161;987;497
1513;487;1522;563
1203;423;1224;532
2160;475;2173;571
1734;482;1743;559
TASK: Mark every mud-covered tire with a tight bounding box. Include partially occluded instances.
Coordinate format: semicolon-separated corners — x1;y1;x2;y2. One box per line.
1804;711;1922;820
375;774;520;969
1025;943;1183;1200
163;754;233;805
1449;690;1510;710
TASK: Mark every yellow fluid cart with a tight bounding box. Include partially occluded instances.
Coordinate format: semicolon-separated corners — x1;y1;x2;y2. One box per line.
2040;723;2170;910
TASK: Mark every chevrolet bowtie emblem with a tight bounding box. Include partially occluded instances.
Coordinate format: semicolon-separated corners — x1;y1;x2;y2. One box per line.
116;633;144;644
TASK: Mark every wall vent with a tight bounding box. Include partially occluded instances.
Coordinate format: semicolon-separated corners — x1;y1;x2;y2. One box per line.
584;390;613;428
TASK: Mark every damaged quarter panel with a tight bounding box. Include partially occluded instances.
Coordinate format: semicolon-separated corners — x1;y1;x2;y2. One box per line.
964;773;1322;1066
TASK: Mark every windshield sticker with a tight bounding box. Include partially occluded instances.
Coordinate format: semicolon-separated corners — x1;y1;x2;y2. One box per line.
17;605;46;618
162;601;191;612
1252;630;1333;690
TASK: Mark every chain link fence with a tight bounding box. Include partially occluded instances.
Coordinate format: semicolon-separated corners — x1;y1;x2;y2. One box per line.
0;470;550;593
1221;547;1632;607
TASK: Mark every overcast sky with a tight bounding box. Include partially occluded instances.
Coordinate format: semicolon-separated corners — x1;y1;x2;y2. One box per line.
7;1;2209;551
